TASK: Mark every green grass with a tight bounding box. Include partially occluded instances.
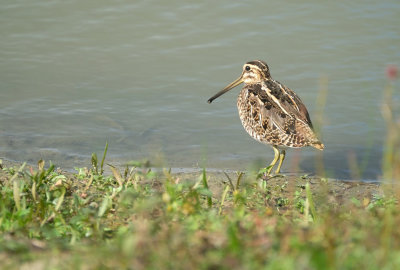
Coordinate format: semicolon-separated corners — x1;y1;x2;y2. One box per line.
1;154;400;269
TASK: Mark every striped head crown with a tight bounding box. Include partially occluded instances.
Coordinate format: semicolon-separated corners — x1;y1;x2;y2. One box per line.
242;60;271;84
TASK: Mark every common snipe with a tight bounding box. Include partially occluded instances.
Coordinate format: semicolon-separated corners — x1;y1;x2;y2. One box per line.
208;60;324;176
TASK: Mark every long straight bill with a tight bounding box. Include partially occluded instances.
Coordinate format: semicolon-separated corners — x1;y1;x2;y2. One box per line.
207;76;244;103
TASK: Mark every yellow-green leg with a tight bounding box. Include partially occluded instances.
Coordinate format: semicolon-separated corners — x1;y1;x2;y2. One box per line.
266;146;280;175
275;149;286;174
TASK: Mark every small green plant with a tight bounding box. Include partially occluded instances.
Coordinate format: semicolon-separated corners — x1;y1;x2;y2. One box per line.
367;194;398;210
294;190;306;214
91;141;109;175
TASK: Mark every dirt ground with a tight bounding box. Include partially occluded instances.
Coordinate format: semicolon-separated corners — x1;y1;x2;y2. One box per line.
166;169;385;208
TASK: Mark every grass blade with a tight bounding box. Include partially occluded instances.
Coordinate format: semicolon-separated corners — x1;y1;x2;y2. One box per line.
13;180;21;211
7;162;26;189
55;188;66;211
98;196;112;218
305;183;318;222
91;153;98;175
202;168;212;208
109;164;123;187
100;141;109;175
223;172;235;191
235;172;244;190
219;185;230;215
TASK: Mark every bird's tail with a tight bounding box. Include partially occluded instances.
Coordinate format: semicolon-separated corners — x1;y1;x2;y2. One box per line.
311;141;325;150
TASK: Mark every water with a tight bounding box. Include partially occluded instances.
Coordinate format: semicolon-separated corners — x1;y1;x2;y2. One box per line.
1;0;399;180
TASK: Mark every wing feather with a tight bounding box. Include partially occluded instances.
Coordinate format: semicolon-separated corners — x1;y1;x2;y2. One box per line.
265;80;314;129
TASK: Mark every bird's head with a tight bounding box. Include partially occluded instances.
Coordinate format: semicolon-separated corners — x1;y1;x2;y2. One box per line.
208;60;271;103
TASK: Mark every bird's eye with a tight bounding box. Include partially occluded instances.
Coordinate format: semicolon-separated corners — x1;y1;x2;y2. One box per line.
245;66;251;71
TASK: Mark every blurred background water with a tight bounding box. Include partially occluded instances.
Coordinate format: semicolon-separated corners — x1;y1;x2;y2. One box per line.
0;0;399;180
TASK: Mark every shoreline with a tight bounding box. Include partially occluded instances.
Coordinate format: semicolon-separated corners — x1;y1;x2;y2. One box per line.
1;156;384;206
0;156;382;183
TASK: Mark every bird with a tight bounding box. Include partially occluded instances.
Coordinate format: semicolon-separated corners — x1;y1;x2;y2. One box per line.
207;60;324;176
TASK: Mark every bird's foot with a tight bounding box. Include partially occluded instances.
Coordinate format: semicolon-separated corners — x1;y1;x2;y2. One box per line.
257;166;273;180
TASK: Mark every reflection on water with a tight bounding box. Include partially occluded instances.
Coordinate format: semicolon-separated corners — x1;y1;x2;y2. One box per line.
0;0;399;180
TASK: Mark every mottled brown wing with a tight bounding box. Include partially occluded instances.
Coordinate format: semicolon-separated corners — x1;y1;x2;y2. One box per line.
242;82;323;149
264;80;314;129
263;79;324;149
